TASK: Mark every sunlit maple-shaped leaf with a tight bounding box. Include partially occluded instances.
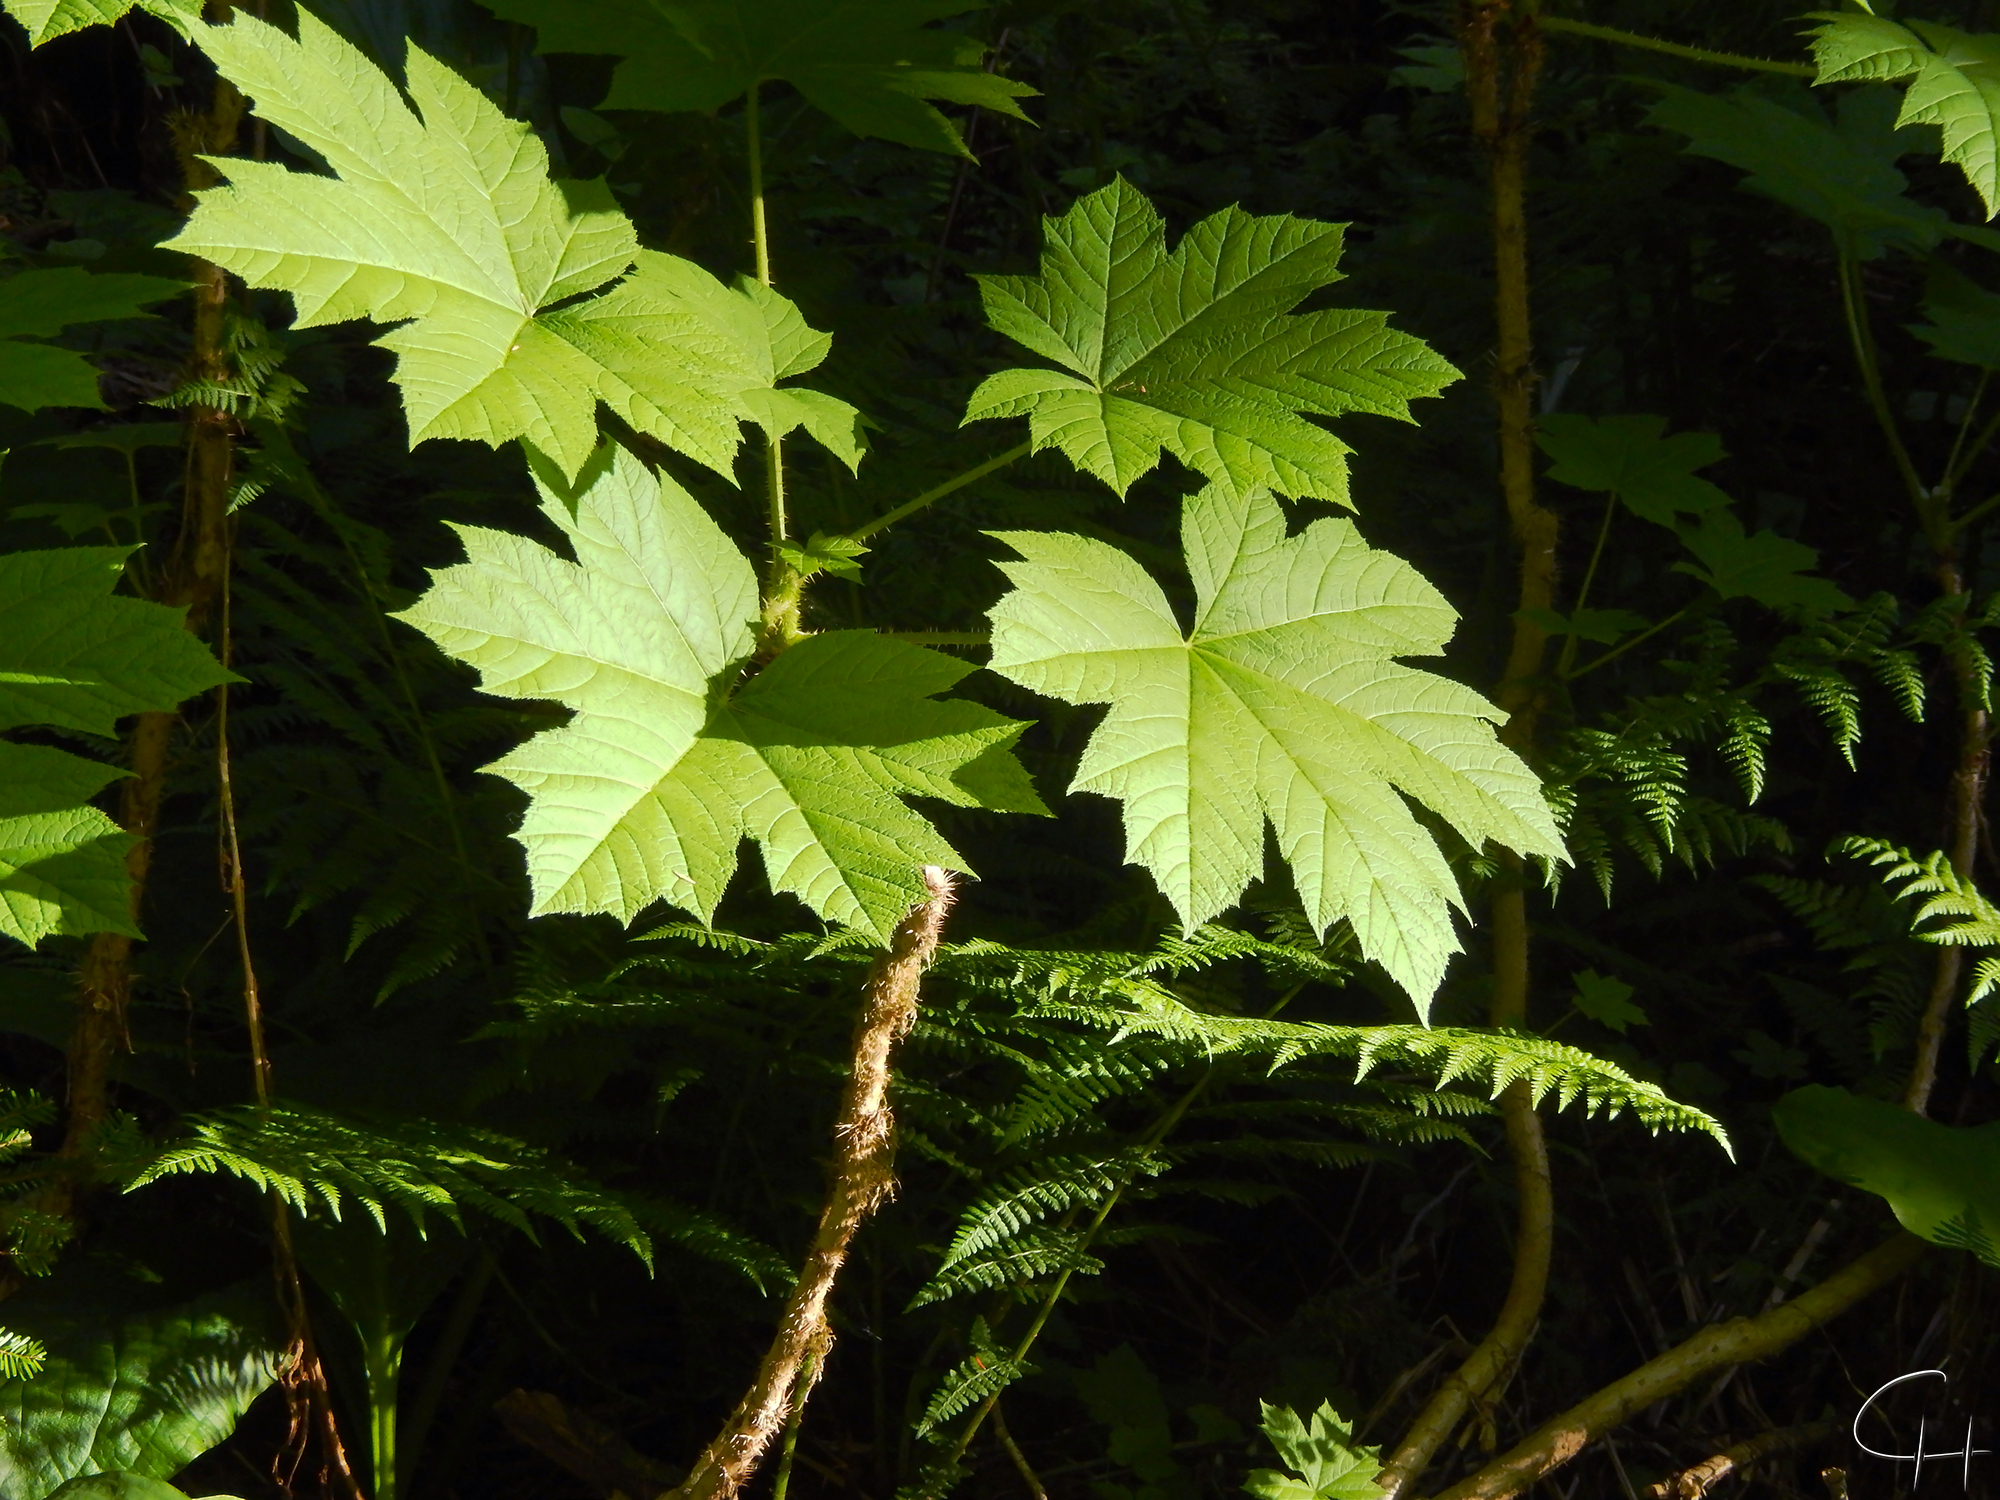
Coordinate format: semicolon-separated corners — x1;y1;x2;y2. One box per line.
964;177;1459;506
1808;11;2000;218
396;447;1043;941
167;10;859;479
478;0;1034;156
986;483;1563;1011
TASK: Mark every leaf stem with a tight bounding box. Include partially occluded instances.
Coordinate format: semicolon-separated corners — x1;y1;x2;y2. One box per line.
879;631;991;646
1941;368;1992;500
1555;493;1617;680
1564;605;1691;682
747;79;771;290
1538;16;1814;77
1836;254;1933;530
850;441;1033;540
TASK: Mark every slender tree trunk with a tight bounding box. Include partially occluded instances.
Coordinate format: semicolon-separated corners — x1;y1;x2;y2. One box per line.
1424;1234;1927;1500
1379;8;1550;1494
1905;544;1990;1114
54;86;243;1183
672;869;958;1500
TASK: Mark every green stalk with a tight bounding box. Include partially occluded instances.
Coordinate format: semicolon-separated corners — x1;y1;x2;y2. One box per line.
1836;255;1933;528
1565;605;1690;682
363;1325;403;1500
769;1348;820;1500
850;441;1033;540
1555;493;1617;680
745;77;805;651
1538;16;1814;77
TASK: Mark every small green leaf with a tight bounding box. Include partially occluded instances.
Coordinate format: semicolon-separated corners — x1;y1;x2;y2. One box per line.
965;177;1459;506
480;0;1036;157
0;270;185;414
1571;970;1647;1034
986;483;1564;1010
1732;1028;1807;1081
1775;1084;2000;1264
0;743;136;949
1535;414;1730;524
1246;1401;1386;1500
1807;12;2000;218
397;446;1042;941
1672;510;1852;615
168;11;860;479
775;531;869;581
1911;264;2000;368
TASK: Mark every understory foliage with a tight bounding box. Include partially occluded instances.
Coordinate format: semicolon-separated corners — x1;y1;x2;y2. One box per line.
5;3;2000;1500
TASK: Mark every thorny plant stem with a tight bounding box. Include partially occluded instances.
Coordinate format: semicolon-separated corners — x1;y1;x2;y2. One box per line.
671;869;958;1500
1537;16;1815;77
1642;1419;1837;1500
744;78;806;653
850;442;1034;540
1423;1235;1929;1500
1380;7;1550;1495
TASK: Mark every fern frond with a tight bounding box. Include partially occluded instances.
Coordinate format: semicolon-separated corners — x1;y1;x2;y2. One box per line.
941;1150;1165;1270
0;1328;47;1381
1840;837;2000;948
122;1104;654;1267
909;1226;1103;1308
916;1320;1030;1437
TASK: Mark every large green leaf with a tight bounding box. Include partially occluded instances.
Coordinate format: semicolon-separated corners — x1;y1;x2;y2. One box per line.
0;548;233;948
1911;263;2000;367
0;1283;278;1498
396;446;1044;941
46;1474;245;1500
1808;12;2000;218
1246;1402;1386;1500
0;270;184;414
0;0;199;45
964;177;1459;506
985;483;1564;1010
167;10;860;479
1644;82;2000;259
1774;1084;2000;1264
477;0;1034;156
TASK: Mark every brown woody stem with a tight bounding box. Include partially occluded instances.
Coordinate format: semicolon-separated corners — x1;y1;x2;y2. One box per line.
671;868;958;1500
1425;1234;1928;1500
1378;8;1551;1495
1642;1419;1837;1500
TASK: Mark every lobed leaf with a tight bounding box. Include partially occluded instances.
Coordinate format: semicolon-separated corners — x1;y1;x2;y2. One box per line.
966;177;1458;505
168;10;859;479
398;445;1044;941
987;483;1563;1010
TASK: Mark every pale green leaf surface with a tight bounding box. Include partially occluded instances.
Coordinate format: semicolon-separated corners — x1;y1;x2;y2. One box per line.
396;447;1041;940
965;177;1459;505
169;11;856;478
1571;970;1647;1034
0;1282;277;1497
1646;82;2000;259
1535;414;1730;524
986;484;1564;1010
0;270;184;414
0;743;135;949
1;0;198;45
1246;1401;1386;1500
1808;13;2000;217
478;0;1035;156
